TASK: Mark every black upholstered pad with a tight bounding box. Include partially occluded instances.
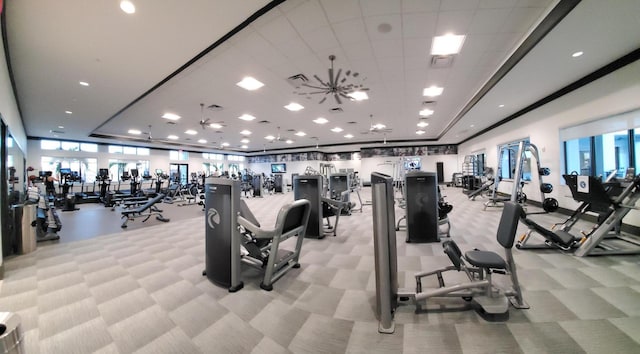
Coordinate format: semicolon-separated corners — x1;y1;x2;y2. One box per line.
465;250;506;269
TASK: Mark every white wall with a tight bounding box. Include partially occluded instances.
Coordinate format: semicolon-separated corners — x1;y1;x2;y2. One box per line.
458;60;640;227
0;32;26;151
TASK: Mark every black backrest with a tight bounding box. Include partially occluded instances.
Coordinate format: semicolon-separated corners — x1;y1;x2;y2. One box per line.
497;202;523;248
282;200;310;234
239;199;260;228
443;240;463;271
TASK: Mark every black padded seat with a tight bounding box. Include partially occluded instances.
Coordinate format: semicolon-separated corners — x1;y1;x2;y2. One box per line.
465;250;506;269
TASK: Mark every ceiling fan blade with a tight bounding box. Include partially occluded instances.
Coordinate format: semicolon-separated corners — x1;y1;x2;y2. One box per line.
302;83;328;90
313;75;328;86
334;94;342;104
319;96;327;104
334;68;342;86
328;68;334;88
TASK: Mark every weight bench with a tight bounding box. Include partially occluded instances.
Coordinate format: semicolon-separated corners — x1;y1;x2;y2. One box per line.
121;193;169;228
518;217;580;250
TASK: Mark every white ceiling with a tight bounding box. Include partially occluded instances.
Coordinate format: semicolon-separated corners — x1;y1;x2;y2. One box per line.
5;0;640;154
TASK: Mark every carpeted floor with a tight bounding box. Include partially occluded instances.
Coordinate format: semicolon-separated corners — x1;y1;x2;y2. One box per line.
0;186;639;353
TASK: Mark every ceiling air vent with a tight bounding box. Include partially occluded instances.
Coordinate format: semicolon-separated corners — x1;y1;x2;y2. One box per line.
286;129;295;132
287;73;308;88
422;100;436;106
431;55;454;68
166;121;176;125
329;107;343;114
207;104;223;111
49;130;64;134
347;121;357;125
258;120;271;124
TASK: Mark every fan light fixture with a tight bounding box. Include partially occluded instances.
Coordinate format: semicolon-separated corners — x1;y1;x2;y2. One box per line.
297;55;369;104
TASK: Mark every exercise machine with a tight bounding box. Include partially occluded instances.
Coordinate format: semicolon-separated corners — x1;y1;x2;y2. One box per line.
202;178;311;291
518;172;640;256
371;171;528;333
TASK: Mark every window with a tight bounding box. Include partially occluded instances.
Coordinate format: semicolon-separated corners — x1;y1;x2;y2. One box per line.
594;130;629;178
7;137;13;148
61;141;80;151
123;146;137;155
109;145;123;154
170;150;189;161
227;155;245;162
564;137;592;175
497;139;530;181
80;143;98;152
137;147;150;156
41;140;61;150
635;128;640;171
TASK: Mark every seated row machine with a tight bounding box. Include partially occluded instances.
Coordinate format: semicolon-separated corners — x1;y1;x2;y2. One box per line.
203;178;311;291
371;172;528;334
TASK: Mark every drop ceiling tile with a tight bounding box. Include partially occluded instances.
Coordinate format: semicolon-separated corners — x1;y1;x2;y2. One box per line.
441;0;480;11
300;26;341;51
370;39;404;59
256;13;300;45
479;0;519;9
360;0;402;17
468;8;513;34
402;12;438;38
401;0;441;13
364;14;403;40
435;10;475;35
320;0;361;23
332;18;369;45
287;0;329;33
342;42;376;62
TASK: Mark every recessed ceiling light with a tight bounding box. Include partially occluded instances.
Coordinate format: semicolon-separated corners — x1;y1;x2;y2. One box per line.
265;135;275;140
184;129;197;135
65;110;72;114
295;131;306;137
284;102;304;111
240;138;250;144
499;104;505;108
348;91;369;101
285;140;294;144
79;81;90;87
221;142;230;147
431;34;466;55
128;129;141;135
238;114;256;121
162;112;181;120
198;139;207;144
57;125;64;129
209;123;223;129
372;123;386;130
167;135;179;140
416;130;426;135
241;145;248;149
236;77;264;91
422;86;443;97
313;117;329;124
240;130;252;135
120;1;135;14
572;51;583;58
417;121;429;128
419;109;434;116
331;127;343;133
470;124;474;128
344;134;354;139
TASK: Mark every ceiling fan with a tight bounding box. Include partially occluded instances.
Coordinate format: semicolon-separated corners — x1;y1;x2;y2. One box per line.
198;103;226;130
361;114;392;135
297;55;369;104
